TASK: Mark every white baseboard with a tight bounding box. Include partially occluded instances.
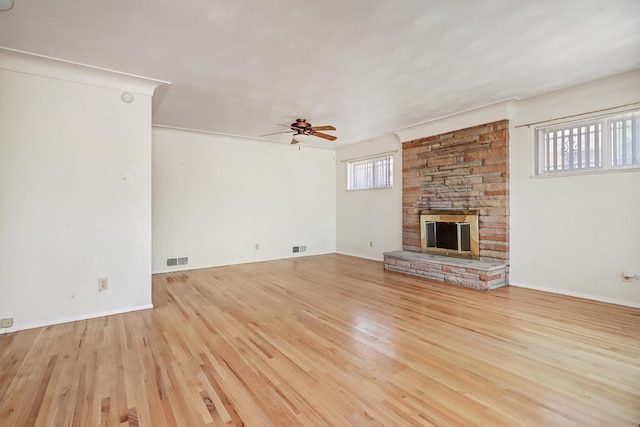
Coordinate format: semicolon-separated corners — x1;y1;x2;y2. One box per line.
0;304;154;334
336;251;384;262
509;282;640;309
152;251;338;274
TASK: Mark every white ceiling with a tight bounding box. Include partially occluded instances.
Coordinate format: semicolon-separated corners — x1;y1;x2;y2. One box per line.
1;0;639;146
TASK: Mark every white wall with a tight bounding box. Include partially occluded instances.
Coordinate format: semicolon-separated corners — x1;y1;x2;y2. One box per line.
393;70;640;307
335;133;402;260
509;70;640;307
152;128;336;272
0;49;165;333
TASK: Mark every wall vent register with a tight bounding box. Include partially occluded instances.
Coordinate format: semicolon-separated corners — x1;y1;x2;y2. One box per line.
166;257;188;267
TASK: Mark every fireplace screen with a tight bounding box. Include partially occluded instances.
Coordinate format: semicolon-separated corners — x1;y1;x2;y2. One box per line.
424;221;471;252
420;210;479;259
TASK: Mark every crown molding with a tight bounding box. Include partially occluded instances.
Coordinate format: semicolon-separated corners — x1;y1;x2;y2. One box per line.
0;47;169;95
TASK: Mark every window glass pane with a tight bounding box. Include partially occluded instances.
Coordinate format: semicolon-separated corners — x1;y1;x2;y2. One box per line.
347;155;393;190
609;112;640;168
539;121;601;174
536;109;639;176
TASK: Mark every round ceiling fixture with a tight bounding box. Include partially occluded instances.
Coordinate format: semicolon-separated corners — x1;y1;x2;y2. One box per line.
0;0;14;11
121;92;135;104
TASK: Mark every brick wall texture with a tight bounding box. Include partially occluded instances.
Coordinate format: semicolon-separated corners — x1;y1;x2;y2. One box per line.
402;120;509;264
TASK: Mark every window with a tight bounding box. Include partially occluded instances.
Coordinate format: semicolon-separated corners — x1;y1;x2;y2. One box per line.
347;154;393;190
536;110;640;175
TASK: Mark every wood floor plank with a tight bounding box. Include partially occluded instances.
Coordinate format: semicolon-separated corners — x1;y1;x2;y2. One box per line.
1;254;639;426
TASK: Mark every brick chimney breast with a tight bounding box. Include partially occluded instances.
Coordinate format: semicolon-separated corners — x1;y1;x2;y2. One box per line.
401;120;509;264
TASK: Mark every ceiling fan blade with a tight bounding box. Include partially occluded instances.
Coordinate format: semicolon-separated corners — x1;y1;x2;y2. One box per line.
310;125;336;131
311;131;337;141
259;130;293;137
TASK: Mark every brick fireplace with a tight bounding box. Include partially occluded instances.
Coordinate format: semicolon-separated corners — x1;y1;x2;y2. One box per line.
384;120;509;290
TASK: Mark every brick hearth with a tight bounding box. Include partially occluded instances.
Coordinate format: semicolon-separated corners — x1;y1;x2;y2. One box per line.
384;251;508;290
388;120;510;289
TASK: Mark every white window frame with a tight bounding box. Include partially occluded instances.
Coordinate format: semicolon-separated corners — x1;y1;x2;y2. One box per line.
535;109;640;176
347;154;393;190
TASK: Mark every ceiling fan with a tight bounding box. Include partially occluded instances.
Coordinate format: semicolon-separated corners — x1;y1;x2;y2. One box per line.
261;119;337;144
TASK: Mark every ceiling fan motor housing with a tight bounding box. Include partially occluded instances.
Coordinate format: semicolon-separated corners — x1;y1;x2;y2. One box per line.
292;119;312;133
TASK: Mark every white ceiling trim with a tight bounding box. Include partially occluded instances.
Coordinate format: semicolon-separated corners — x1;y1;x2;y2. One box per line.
0;47;169;95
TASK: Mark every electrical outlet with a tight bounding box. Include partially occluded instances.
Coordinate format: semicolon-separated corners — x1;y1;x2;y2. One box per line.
622;271;637;282
369;241;373;248
1;318;14;328
98;278;108;292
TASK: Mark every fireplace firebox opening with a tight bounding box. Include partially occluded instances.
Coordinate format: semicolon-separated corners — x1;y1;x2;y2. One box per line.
420;210;479;260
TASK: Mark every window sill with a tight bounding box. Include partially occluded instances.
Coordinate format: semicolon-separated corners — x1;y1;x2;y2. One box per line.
346;186;394;192
530;166;640;179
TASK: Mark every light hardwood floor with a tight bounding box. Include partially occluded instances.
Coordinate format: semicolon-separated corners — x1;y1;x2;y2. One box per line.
1;254;639;426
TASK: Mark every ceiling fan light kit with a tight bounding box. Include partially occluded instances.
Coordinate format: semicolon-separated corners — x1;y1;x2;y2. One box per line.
292;133;310;142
